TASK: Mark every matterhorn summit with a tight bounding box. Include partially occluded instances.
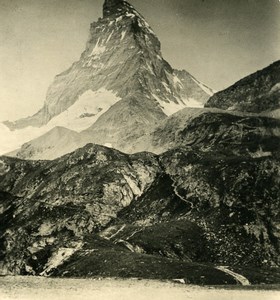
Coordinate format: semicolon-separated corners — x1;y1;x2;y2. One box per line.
103;0;131;17
1;0;213;157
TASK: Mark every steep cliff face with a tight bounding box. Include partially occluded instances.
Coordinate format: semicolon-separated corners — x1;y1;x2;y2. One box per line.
205;60;280;113
160;149;280;267
98;148;280;269
0;145;161;274
0;143;279;283
1;0;212;156
3;0;211;133
103;0;125;17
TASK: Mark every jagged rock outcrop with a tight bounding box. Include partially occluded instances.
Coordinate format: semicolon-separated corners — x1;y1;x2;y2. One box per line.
0;145;161;274
160;148;280;267
103;0;127;18
205;60;280;113
98;148;280;269
0;142;279;283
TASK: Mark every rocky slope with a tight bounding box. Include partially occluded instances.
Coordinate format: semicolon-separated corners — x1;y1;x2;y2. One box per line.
0;145;161;274
7;127;82;161
130;108;280;154
205;60;280;113
0;142;279;284
11;107;280;160
1;0;212;156
8;59;280;160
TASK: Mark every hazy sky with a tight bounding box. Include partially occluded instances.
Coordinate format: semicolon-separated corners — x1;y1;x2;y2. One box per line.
0;0;279;121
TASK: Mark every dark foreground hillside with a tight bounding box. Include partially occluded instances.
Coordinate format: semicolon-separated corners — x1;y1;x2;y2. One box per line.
0;134;279;284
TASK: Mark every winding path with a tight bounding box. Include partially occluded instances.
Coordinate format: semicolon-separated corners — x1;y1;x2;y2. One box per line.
216;266;250;286
107;225;126;240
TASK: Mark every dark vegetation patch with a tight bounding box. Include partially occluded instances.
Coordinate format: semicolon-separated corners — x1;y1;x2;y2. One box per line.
53;236;236;285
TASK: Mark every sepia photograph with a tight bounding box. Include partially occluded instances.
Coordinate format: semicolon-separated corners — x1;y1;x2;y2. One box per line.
0;0;280;299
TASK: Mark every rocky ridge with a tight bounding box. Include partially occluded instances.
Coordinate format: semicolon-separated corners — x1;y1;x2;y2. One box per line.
0;141;279;283
7;59;280;160
206;60;280;113
129;108;280;155
10;107;280;160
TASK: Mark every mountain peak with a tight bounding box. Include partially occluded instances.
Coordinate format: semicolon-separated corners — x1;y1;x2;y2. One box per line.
1;0;212;156
103;0;128;18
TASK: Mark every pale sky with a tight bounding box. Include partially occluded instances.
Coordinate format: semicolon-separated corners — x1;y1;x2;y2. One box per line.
0;0;279;122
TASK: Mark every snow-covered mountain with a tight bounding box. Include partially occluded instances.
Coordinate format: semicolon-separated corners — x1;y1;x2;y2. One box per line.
1;0;212;155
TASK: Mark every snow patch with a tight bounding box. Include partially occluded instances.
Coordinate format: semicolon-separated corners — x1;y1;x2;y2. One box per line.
106;31;114;43
90;38;106;57
0;89;120;155
160;101;186;116
162;82;172;93
250;148;272;158
121;31;127;41
152;94;203;116
227;105;238;111
173;75;183;88
173;279;186;284
126;12;135;18
48;89;121;131
156;55;162;60
40;244;82;276
104;143;113;148
152;93;184;116
191;77;215;96
146;63;154;74
133;12;156;36
37;222;55;236
84;59;104;68
106;225;126;240
182;97;204;108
